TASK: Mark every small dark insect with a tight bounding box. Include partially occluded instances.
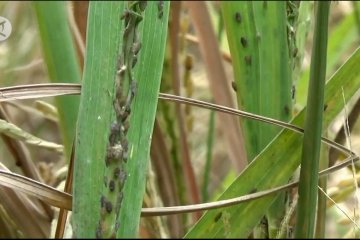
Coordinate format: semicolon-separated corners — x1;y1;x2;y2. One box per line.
109;180;116;192
115;192;124;210
106;147;113;160
132;56;138;68
107;145;123;160
114;167;121;179
117;64;126;77
119;170;127;183
121;138;129;153
249;188;257;194
123;119;130;134
120;105;131;121
123;103;136;118
114;221;120;233
100;195;106;208
323;104;328;111
287;226;294;238
110;121;120;132
158;1;164;19
235;12;241;23
240;37;247;48
109;122;120;144
132;42;142;55
214;212;222;222
105;201;113;213
293;48;299;58
117;177;127;192
122;151;129;163
260;216;268;225
130;80;137;99
293;47;298;58
231;81;238;92
244;55;252;66
284;105;290;115
291;85;296;100
119;98;127;108
139;1;147;12
96;226;102;239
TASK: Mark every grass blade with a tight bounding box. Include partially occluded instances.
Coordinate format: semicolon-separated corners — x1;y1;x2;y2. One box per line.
72;2;124;237
202;110;215;202
117;2;170;237
221;1;292;161
221;1;292;236
315;143;329;238
295;2;330;237
33;2;81;159
297;5;358;107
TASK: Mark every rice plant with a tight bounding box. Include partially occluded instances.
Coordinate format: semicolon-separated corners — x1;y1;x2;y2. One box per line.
1;1;360;238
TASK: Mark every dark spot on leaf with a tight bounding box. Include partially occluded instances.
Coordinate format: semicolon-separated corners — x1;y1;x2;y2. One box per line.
109;122;120;144
158;1;164;19
214;212;222;222
123;120;130;134
109;180;116;192
139;1;147;12
114;167;121;179
293;47;298;58
240;37;247;48
106;201;113;213
235;12;241;23
291;85;296;100
324;104;328;111
249;188;257;194
244;55;252;66
96;226;102;238
119;170;127;183
121;139;129;152
260;216;268;225
284;105;290;115
263;1;268;9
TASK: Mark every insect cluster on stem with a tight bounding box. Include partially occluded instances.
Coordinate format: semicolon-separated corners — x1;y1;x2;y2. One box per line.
96;1;147;238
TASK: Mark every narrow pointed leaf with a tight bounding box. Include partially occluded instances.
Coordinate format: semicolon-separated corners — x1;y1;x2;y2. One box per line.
185;46;360;238
33;2;81;159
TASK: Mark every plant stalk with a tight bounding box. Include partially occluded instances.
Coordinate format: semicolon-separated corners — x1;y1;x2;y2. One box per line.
295;2;330;238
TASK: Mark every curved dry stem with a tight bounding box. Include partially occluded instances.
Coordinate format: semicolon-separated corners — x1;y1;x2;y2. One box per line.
0;153;358;217
0;83;358;217
0;83;356;157
0;84;359;216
